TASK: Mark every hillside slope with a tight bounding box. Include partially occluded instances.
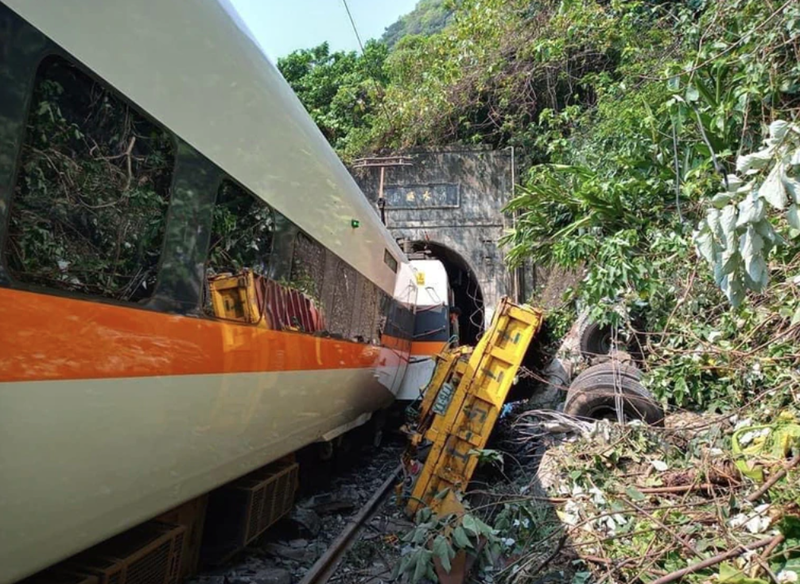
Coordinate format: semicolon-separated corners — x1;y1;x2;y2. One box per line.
380;0;453;48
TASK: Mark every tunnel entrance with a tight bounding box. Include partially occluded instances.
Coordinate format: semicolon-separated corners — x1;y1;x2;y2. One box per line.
408;241;484;346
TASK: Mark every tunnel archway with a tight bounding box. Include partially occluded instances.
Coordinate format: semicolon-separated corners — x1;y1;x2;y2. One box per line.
408;240;484;346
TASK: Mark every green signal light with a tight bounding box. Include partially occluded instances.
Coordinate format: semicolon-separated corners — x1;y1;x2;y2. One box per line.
351;219;360;228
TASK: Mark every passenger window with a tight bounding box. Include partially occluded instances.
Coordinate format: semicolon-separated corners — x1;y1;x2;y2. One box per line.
384;249;398;273
4;57;174;301
208;180;274;276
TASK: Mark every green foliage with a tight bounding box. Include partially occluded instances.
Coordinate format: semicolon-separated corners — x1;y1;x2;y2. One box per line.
7;58;173;302
276;41;388;157
694;122;800;306
518;411;800;582
502;164;662;267
494;0;800;409
381;0;453;48
468;447;505;471
398;504;500;583
280;1;800;579
279;0;800;411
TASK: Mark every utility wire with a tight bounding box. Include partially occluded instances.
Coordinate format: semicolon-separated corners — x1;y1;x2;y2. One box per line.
341;0;365;53
339;0;394;126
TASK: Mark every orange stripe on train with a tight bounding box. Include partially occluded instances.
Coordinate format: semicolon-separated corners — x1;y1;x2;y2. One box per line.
0;288;406;383
410;341;448;356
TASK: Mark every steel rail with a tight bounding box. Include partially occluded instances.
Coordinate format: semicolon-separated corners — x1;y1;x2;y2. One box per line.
298;463;402;584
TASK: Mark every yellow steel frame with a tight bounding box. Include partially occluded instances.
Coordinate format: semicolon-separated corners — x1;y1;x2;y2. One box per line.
404;298;544;516
208;270;264;326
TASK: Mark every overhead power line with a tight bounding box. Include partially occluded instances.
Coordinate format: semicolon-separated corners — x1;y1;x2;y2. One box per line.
338;0;395;144
341;0;366;53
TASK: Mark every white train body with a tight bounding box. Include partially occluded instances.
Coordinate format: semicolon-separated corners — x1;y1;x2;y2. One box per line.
396;260;454;401
0;2;417;582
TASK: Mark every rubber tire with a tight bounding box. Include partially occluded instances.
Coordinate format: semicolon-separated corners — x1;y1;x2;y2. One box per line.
579;319;615;358
564;374;664;426
569;372;651;400
573;361;642;384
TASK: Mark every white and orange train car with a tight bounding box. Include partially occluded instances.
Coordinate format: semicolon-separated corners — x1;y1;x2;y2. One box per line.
0;2;422;583
396;259;455;401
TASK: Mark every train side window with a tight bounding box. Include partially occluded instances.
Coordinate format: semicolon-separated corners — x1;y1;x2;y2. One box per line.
3;56;174;302
384;249;398;273
208;180;274;276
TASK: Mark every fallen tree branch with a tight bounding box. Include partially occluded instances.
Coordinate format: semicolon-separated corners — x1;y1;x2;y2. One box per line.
760;534;785;563
583;554;613;565
638;483;722;495
621;498;702;559
746;452;800;503
527;534;568;578
584;554;668;579
648;536;777;584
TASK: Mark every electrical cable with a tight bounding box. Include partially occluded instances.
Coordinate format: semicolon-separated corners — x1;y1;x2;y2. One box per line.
340;0;365;52
339;0;395;131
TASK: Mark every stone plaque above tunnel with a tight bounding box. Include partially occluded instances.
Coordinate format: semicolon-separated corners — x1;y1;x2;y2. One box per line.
384;183;460;209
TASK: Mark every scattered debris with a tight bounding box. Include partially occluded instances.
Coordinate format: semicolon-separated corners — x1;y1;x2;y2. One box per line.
290;508;323;538
264;542;322;563
250;568;292;584
474;406;800;583
188;440;404;584
304;487;360;515
189;320;800;584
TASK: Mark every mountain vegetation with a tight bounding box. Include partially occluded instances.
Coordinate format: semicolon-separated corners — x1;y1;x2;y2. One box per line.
277;40;388;153
380;0;453;48
280;0;800;410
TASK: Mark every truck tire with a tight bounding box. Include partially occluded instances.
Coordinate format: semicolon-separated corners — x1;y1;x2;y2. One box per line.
564;374;663;425
578;318;615;358
573;361;642;384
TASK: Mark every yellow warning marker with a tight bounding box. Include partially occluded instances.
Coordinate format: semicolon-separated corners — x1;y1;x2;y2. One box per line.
402;298;544;516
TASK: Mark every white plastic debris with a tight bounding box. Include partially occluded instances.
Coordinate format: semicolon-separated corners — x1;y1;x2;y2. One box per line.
589;487;606;505
650;460;669;472
745;514;771;534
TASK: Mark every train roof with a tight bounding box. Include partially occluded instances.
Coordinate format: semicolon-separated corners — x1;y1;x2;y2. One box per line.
3;0;404;294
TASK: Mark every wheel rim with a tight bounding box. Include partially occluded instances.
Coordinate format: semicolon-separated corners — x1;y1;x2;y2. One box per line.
596;329;613;354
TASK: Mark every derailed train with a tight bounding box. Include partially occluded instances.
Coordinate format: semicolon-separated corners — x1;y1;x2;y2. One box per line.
0;2;454;583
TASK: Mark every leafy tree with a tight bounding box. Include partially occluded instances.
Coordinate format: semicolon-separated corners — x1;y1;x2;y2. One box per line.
276;40;388;156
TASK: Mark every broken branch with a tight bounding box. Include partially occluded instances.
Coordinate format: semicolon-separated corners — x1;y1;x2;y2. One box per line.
746;452;800;503
648;536;776;584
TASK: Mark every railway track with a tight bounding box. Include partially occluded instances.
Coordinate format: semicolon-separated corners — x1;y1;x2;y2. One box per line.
298;464;402;584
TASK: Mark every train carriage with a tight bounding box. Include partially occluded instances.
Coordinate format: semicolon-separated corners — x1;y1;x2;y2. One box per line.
0;2;416;582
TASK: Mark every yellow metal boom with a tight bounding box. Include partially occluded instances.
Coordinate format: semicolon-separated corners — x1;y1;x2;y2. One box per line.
402;298;544;516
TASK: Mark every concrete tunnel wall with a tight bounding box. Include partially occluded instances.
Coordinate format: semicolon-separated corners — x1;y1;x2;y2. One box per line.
350;147;532;327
